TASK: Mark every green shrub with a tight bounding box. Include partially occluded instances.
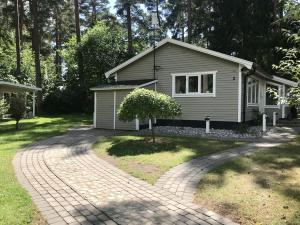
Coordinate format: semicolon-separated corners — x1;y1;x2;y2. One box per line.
118;88;182;142
10;97;26;129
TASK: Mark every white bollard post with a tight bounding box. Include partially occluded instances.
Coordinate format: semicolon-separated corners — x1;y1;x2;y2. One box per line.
262;114;267;132
149;119;152;130
205;116;210;134
273;112;277;127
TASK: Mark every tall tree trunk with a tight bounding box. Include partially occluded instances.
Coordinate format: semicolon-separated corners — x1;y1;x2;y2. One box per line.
74;0;84;87
55;7;62;79
187;0;192;43
14;0;21;77
125;2;133;56
31;0;42;114
155;0;161;27
19;0;24;46
74;0;81;43
91;0;97;26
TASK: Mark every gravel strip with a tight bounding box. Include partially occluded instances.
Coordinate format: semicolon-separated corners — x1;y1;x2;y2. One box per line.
137;126;275;140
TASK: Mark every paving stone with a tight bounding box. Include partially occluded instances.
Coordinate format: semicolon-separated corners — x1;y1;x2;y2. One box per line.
14;127;296;225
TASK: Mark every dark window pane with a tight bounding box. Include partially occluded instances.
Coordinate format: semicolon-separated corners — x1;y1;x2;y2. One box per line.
175;76;186;94
248;86;251;103
255;83;259;103
201;74;213;93
188;76;198;93
252;85;255;103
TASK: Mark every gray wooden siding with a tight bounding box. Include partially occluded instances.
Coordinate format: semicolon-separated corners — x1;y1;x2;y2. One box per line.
95;89;136;130
115;90;136;130
95;91;114;129
117;43;240;122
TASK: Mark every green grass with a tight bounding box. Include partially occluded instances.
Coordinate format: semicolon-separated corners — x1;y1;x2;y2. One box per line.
194;135;300;225
0;114;92;225
93;136;244;184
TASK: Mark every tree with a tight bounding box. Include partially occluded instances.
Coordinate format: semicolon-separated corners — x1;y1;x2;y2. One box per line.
31;0;42;114
14;0;21;77
187;0;192;43
118;88;182;142
80;0;109;27
273;0;300;108
0;99;9;117
115;0;134;56
10;97;26;129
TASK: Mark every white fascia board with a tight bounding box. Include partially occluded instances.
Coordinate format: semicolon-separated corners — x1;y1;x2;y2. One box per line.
167;39;253;70
105;38;253;78
271;76;298;87
138;80;158;88
90;86;137;91
90;80;158;91
0;81;42;91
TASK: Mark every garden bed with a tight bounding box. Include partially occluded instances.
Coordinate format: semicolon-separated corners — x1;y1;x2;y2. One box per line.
138;126;275;140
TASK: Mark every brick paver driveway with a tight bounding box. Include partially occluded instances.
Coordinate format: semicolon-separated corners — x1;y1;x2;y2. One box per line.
155;127;298;202
14;127;238;225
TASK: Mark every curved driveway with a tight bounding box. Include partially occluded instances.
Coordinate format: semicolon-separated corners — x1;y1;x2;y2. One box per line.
14;127;238;225
155;127;297;202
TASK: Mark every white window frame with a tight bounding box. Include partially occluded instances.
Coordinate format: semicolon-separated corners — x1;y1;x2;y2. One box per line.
171;71;217;97
247;77;259;106
265;81;281;109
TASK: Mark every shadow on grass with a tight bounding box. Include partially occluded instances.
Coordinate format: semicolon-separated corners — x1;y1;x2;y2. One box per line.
198;158;251;188
0;114;92;152
104;136;240;158
198;135;300;203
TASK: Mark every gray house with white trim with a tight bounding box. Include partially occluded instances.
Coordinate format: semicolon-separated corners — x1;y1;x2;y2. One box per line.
91;38;298;130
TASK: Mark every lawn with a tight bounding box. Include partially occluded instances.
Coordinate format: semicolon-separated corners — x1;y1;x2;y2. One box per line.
194;134;300;225
93;136;244;184
0;114;92;225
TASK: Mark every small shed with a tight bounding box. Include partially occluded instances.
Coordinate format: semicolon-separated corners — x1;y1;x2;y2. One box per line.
90;79;157;130
0;80;42;118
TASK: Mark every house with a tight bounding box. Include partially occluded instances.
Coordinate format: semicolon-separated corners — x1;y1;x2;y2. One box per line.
0;80;41;118
91;38;298;130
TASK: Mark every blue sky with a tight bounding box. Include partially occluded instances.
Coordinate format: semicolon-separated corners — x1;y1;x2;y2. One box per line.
108;0;117;13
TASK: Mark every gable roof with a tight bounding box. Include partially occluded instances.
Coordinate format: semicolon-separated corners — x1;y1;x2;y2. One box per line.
0;80;41;91
105;38;254;78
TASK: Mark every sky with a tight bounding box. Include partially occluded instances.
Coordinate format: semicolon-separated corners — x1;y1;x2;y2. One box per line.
108;0;117;14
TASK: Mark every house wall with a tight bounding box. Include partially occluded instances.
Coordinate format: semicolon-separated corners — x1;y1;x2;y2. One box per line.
243;76;288;122
117;43;240;122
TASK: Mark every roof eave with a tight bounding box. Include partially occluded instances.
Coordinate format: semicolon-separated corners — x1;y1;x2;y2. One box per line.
271;76;298;87
0;81;42;91
105;38;254;78
90;80;158;91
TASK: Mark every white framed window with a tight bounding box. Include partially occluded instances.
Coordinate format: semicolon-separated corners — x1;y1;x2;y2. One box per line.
265;82;280;108
247;77;259;106
171;71;217;97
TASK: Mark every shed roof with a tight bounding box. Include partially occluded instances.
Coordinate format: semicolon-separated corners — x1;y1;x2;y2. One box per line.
90;79;157;91
105;38;254;78
248;68;299;87
0;80;42;91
